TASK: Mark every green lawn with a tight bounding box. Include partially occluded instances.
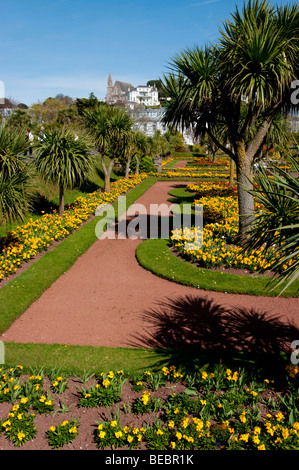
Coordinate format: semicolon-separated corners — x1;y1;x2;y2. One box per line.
136;238;299;297
0;177;160;374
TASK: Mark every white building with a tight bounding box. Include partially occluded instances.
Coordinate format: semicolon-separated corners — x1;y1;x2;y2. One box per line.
127;85;159;107
129;107;166;136
105;74;159;107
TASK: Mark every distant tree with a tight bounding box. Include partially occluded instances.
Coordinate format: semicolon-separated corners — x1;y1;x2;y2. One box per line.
147;79;168;100
29;97;71;125
56;105;80;127
6;109;32;131
76;92;100;116
55;94;75;106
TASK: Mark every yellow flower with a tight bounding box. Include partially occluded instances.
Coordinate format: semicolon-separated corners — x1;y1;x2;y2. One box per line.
49;426;56;432
110;420;118;427
17;431;26;441
115;431;123;439
292;422;299;431
275;412;284;422
102;379;110;388
182;417;189;428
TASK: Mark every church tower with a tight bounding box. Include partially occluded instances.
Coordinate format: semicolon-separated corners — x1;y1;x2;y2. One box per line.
106;73;113;103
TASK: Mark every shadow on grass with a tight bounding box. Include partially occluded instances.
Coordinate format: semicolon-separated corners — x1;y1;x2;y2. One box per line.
30;192;59;215
128;295;298;384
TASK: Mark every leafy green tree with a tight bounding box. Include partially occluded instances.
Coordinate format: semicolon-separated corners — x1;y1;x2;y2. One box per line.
6;109;32;131
76;92;100;116
162;0;298;240
34;127;93;216
29;97;71;125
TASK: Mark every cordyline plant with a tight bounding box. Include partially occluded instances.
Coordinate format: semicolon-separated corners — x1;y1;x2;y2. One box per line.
161;0;299;241
243;156;299;294
34;127;94;216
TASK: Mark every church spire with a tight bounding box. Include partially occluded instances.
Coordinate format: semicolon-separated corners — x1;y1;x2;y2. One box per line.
106;73;113;103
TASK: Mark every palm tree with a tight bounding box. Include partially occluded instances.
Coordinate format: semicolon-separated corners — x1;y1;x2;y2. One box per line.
0;170;31;223
133;131;150;175
83;105;134;192
0;126;31;224
34;127;93;216
162;0;298;240
243;156;299;294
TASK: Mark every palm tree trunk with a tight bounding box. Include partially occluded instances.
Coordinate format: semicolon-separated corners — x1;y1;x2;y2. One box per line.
101;155;114;193
59;183;64;217
229;158;234;187
125;157;131;179
135;155;140;175
236;144;255;242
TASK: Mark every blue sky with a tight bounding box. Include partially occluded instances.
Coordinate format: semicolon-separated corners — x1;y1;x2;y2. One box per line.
1;0;296;106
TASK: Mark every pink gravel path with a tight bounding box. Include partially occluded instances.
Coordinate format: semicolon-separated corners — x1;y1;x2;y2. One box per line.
0;181;298;351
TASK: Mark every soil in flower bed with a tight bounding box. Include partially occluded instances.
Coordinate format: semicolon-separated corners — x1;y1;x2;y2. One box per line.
0;374;186;450
1;366;298;451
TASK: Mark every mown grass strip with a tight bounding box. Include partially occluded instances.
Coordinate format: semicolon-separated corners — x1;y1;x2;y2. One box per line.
3;342;164;376
0;177;157;334
136;238;299;297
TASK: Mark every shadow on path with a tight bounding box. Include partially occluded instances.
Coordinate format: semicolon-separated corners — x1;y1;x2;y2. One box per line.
129;294;299;378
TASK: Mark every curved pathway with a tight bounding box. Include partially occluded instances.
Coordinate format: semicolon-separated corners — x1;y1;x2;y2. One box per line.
0;181;298;352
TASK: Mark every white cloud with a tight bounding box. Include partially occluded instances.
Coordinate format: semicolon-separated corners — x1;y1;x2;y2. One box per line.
190;0;221;6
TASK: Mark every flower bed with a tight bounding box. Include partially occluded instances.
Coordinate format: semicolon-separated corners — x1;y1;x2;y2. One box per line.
0;363;298;450
170;181;295;273
0;175;147;281
156;170;233;179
